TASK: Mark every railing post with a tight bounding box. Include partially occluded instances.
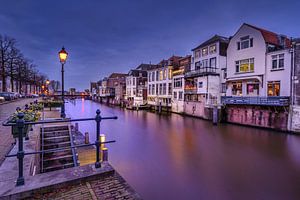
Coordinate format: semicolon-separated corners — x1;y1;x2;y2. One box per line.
16;112;25;186
95;109;101;168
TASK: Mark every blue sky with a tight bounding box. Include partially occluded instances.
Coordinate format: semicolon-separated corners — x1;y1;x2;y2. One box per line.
0;0;299;90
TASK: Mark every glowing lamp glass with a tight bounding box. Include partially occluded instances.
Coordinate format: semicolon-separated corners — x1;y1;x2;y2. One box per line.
59;47;68;63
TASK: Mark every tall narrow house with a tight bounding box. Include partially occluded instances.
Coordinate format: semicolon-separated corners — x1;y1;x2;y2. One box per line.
184;35;228;119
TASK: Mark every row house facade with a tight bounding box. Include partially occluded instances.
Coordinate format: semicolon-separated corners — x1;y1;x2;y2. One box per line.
125;64;157;109
222;23;292;131
171;55;191;113
184;35;228;119
147;56;182;111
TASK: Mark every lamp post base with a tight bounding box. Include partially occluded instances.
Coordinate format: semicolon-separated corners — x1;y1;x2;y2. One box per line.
16;177;24;186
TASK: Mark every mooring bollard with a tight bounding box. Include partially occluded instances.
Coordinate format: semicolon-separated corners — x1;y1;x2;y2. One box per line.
16;112;25;186
95;109;101;168
85;132;89;144
75;123;79;132
213;106;218;125
102;148;108;161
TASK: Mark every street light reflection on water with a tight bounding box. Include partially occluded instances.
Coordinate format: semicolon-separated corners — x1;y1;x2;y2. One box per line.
65;99;300;200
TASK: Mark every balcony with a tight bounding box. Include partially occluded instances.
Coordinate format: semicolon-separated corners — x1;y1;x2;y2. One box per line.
184;87;197;94
99;87;115;97
221;96;290;106
185;67;218;78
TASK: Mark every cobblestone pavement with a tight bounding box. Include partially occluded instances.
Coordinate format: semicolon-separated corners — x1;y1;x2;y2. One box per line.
0;98;35;166
26;172;141;200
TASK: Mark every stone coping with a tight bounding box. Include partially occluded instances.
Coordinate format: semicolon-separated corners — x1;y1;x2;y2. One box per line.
0;162;114;199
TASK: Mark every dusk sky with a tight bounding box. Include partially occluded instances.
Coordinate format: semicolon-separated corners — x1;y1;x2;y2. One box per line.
0;0;299;90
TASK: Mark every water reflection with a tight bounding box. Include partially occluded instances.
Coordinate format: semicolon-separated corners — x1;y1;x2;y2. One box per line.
65;99;300;200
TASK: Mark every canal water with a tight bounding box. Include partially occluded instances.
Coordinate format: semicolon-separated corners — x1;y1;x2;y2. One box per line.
65;99;300;200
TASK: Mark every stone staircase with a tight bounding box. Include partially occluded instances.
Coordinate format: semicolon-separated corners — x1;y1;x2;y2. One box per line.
41;125;79;173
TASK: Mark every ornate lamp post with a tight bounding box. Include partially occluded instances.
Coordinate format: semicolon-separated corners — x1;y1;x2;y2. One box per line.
59;47;68;118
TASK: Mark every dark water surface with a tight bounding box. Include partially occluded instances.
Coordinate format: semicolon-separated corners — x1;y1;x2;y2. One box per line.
65;99;300;200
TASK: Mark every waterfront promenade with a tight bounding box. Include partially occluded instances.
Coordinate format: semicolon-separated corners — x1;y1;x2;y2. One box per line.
0;99;34;165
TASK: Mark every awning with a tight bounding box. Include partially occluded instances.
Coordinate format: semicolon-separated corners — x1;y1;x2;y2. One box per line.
226;75;262;83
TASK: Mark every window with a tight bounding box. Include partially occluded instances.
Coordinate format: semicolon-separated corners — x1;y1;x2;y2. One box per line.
168;83;172;95
272;54;284;70
209;44;217;54
223;69;227;79
174;78;182;88
164;69;167;80
168;69;172;79
156;71;159;81
148;73;151;82
268;81;280;96
133;78;135;86
235;58;254;73
152;85;155;95
203;59;209;68
179;92;183;100
149;85;151;95
221;83;226;93
163;83;166;95
202;47;208;56
210;57;216;68
152;72;155;82
159;84;162;95
232;82;242;96
238;36;253;50
156;84;159;94
173;91;177;99
195;50;201;58
195;61;201;70
198;82;203;88
247;83;259;95
159;70;163;81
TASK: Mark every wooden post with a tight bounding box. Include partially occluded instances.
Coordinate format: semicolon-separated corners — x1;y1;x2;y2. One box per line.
75;123;79;132
85;132;89;144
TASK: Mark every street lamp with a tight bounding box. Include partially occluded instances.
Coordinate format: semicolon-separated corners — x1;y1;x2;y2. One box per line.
59;47;68;118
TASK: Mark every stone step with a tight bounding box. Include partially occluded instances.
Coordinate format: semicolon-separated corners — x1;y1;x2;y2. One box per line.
43;135;70;143
43;150;73;159
43;141;71;150
43;154;74;163
43;162;74;173
42;126;69;132
43;131;70;138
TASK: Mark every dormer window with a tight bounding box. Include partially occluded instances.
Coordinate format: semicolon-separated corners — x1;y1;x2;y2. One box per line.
237;36;253;50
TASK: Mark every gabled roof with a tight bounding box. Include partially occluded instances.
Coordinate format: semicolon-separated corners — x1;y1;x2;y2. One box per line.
108;73;127;79
243;23;291;47
128;69;147;77
136;63;160;71
192;35;229;51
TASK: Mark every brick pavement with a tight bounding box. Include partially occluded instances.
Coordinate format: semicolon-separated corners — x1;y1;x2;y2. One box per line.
0;98;36;166
25;172;141;200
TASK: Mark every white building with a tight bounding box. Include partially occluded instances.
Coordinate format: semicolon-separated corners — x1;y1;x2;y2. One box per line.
184;35;228;118
223;23;292;131
125;69;148;108
171;56;191;113
147;56;182;111
225;23;291;97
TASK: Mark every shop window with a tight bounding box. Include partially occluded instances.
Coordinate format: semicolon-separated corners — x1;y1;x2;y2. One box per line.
247;83;259;95
268;81;280;96
232;82;242;96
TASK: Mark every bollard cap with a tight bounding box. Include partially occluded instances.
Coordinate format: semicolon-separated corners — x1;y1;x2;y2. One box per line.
96;109;101;115
17;112;24;119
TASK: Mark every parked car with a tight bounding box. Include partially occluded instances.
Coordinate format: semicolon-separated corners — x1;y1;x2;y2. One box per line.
31;94;39;98
0;96;4;102
0;92;13;101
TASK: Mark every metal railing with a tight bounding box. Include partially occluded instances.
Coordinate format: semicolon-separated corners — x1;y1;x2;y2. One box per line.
2;109;117;186
221;96;290;106
185;67;218;78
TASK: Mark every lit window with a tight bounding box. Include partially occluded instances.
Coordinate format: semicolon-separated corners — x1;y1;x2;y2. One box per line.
232;82;243;96
268;81;280;96
235;58;254;73
159;70;163;81
202;47;208;56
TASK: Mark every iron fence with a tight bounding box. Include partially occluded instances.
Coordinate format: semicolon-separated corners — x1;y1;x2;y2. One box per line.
2;109;117;186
